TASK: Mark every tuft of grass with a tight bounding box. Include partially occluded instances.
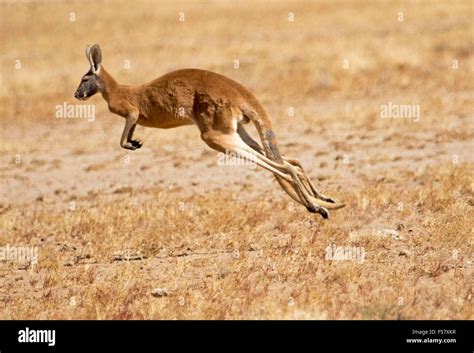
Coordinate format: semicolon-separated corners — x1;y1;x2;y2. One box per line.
1;0;472;320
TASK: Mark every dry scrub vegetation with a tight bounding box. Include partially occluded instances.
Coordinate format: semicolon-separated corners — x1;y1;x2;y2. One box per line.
0;0;473;319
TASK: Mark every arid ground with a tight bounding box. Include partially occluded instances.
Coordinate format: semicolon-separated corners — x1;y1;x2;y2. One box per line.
0;0;472;319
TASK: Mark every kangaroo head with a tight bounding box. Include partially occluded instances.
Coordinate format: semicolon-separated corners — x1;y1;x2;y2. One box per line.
74;44;103;100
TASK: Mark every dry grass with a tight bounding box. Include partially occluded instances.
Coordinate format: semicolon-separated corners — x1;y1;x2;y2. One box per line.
0;0;473;319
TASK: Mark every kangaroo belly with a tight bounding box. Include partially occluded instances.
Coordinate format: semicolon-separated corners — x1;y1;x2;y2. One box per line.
137;110;194;129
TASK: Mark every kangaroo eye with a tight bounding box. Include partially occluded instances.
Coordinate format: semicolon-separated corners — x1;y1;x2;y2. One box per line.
82;77;90;82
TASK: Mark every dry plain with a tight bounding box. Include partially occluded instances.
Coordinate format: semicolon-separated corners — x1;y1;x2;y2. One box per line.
0;0;473;319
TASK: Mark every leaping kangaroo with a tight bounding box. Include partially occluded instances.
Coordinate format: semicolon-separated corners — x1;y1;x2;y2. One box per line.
74;44;344;218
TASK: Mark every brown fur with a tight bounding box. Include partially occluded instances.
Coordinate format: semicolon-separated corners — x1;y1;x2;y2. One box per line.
76;45;344;218
99;67;269;132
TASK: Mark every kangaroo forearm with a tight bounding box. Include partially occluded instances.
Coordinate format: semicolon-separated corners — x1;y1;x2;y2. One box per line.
120;115;142;150
120;115;137;146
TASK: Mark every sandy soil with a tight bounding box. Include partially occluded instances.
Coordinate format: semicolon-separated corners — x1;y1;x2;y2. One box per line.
0;0;472;319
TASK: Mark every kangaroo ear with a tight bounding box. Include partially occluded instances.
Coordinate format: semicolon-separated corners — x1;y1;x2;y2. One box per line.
85;44;92;65
89;44;102;73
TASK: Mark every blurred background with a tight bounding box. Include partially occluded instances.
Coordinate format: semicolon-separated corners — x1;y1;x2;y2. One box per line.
0;1;472;319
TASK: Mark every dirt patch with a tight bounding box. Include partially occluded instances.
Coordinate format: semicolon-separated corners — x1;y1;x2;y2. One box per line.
0;0;472;319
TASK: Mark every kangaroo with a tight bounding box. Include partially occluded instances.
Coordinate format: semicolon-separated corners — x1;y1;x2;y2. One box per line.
74;44;344;218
